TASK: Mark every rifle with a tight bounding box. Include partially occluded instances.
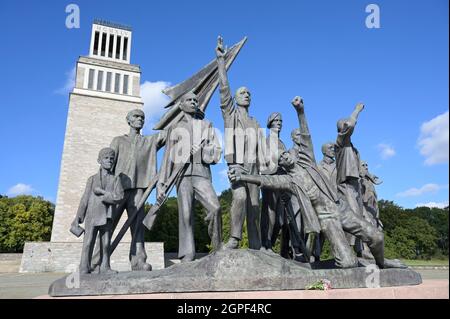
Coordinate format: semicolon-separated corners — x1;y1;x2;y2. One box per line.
142;137;207;231
109;173;159;255
283;199;311;262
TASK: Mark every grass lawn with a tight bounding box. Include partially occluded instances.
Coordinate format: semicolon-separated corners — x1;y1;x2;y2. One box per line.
401;259;449;266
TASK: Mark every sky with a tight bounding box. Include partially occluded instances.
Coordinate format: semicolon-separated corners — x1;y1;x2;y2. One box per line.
0;0;448;209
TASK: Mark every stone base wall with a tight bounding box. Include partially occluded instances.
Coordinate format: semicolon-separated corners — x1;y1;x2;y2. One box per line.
20;242;164;273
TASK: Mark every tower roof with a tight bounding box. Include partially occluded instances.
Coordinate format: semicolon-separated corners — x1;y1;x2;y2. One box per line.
93;19;132;31
89;20;133;64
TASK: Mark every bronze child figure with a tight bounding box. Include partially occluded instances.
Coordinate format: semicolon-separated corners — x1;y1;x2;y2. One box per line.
71;147;124;274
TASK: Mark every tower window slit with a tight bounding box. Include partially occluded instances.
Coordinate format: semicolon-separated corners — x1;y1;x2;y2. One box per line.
106;72;112;92
88;69;95;89
93;31;100;55
123;75;129;94
123;37;128;60
116;36;121;59
108;34;114;58
97;71;103;90
101;33;107;56
114;73;121;93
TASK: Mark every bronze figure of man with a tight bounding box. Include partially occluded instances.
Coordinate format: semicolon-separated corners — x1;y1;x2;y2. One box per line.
92;109;166;271
157;91;222;262
229;97;405;269
216;36;267;250
260;112;288;251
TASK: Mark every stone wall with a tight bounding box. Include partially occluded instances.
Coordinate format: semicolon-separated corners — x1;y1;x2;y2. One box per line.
20;242;164;273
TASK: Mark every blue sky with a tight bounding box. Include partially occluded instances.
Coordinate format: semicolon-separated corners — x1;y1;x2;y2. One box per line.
0;0;448;209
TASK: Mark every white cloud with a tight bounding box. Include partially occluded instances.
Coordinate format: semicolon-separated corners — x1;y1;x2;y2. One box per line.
55;66;76;95
140;81;171;130
377;143;396;160
396;183;447;197
7;183;35;196
417;111;449;165
415;201;449;209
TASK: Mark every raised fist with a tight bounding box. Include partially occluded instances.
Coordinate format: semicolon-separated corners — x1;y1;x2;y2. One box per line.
355;102;365;113
216;35;226;58
291;96;304;111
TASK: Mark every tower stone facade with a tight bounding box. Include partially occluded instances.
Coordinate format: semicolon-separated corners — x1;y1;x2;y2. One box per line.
20;20;164;272
52;20;143;242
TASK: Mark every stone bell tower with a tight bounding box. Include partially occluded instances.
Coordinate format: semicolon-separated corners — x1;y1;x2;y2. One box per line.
51;20;142;243
20;20;164;272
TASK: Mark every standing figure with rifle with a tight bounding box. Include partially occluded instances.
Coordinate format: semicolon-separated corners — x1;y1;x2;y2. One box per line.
154;91;222;262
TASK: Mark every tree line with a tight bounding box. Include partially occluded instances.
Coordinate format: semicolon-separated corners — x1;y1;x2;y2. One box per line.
0;193;448;260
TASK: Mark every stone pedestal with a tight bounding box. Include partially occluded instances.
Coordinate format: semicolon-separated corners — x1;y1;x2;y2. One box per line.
20;242;164;273
48;249;422;297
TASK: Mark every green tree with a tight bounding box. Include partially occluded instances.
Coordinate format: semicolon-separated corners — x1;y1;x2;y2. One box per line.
144;196;212;253
0;195;54;253
219;188;249;249
410;206;449;256
143;194;447;261
379;200;440;259
384;227;416;259
144;198;179;252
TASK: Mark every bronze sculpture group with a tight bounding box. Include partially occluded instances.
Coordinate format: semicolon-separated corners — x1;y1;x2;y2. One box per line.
70;36;405;275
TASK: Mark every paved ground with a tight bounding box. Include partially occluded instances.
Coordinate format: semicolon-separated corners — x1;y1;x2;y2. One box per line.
36;279;448;299
415;269;449;280
0;273;64;299
0;254;448;299
0;269;447;299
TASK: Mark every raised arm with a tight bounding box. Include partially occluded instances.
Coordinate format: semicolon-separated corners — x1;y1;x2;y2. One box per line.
337;103;364;146
291;96;310;135
350;102;364;123
216;36;233;113
291;96;316;163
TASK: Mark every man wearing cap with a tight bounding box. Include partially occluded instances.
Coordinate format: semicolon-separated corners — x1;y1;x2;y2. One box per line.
260;112;287;252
